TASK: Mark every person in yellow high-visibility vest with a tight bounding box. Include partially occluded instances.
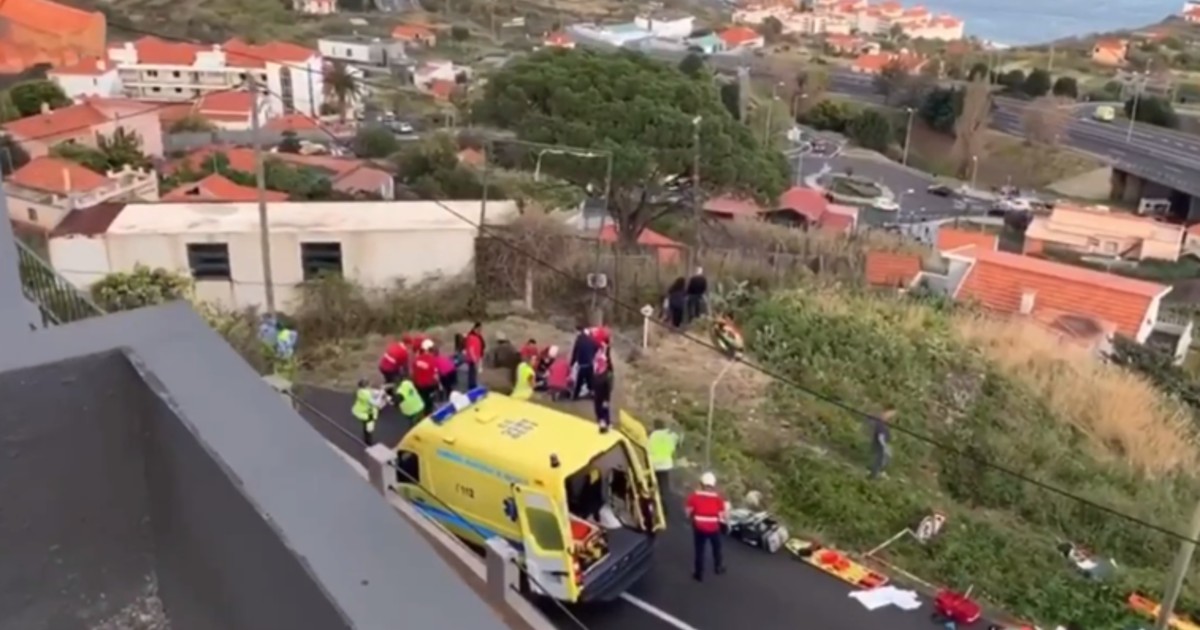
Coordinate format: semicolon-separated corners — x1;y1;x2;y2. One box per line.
647;420;681;518
352;379;386;445
394;376;426;422
511;354;535;401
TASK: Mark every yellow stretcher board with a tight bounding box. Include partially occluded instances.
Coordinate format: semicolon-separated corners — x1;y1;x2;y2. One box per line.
1129;593;1200;630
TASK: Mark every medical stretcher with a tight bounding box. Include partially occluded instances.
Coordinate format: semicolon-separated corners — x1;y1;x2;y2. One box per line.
1129;592;1200;630
784;539;888;589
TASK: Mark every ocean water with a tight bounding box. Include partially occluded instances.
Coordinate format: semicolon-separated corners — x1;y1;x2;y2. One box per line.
916;0;1181;45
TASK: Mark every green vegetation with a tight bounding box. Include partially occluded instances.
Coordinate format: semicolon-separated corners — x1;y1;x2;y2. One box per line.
1038;247;1200;283
162;151;369;200
50;128;152;173
1125;94;1180;130
7;80;68;117
679;287;1200;628
828;174;883;199
476;48;788;246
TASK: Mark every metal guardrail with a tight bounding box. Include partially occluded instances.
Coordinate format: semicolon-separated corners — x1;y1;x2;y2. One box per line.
15;240;105;327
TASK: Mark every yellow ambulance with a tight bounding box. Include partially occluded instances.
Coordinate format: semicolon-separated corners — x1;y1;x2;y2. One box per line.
391;387;666;603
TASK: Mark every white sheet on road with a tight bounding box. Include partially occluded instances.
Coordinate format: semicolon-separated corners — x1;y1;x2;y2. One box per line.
848;586;922;612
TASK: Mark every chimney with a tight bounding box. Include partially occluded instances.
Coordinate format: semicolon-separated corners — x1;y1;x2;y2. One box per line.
1019;290;1036;315
40;101;52;114
62;167;72;193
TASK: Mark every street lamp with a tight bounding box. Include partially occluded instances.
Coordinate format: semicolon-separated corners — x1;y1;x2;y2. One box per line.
970;155;979;190
901;107;916;167
763;81;783;146
689;115;703;272
1127;69;1149;144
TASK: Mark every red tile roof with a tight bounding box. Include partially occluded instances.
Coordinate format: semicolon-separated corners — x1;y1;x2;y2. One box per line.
544;32;574;47
162;173;288;202
50;202;127;238
50;55;110;76
457;148;485;167
128;36;207;65
265;114;320;132
819;212;855;234
7;156;109;194
704;195;764;219
955;247;1168;338
719;26;762;47
598;224;681;249
196;91;254;120
428;79;457;100
392;24;436;40
2;102;109;141
0;0;101;33
865;251;921;287
777;186;828;223
937;226;997;253
223;38;315;68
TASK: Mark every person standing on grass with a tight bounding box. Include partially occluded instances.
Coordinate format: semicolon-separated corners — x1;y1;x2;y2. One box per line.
463;323;485;390
665;277;687;328
868;408;896;479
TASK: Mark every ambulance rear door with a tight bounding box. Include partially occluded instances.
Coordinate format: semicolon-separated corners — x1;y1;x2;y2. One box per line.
616;411;667;532
512;483;581;602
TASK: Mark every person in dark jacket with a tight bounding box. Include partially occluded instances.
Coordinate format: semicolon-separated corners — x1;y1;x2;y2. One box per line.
665;277;687;328
490;332;522;387
686;267;708;323
570;326;599;400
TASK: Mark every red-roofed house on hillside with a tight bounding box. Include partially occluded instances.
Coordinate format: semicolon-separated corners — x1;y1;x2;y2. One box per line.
0;0;107;74
864;250;922;289
174;145;395;200
107;37;324;118
162;173;289;203
1023;205;1188;262
392;24;438;47
185;91;271;131
766;186;829;226
48;56;122;99
718;27;765;50
1;97;165;159
851;52;927;75
937;225;998;252
1186;223;1200;257
704;195;765;220
596;224;683;264
3;156;158;230
1091;38;1129;66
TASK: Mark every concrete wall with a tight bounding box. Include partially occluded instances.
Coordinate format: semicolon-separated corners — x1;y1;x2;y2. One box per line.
0;352;155;630
137;366;352;630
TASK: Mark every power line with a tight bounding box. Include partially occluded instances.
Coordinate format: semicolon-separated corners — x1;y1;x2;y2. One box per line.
284;389;592;630
262;103;1200;547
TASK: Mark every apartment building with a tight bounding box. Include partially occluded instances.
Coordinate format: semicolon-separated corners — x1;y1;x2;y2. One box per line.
108;36;324;119
48;56;123;99
318;35;407;68
4;157;158;230
1024;206;1188;262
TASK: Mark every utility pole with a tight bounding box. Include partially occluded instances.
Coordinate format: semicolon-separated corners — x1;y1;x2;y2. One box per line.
248;75;276;316
1127;76;1144;143
479;141;490;235
1154;502;1200;630
901;107;915;167
690;116;702;272
1047;44;1056;73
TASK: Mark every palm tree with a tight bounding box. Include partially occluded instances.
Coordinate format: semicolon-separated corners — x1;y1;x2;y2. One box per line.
323;62;363;123
97;128;151;171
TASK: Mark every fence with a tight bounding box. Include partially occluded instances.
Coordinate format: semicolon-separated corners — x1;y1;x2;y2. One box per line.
16;240;104;327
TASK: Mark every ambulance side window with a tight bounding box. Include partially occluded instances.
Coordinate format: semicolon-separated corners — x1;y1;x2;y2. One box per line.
396;450;421;484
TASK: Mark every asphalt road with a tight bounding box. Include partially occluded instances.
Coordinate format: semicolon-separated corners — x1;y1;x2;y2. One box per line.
827;70;1200;197
292;384;987;630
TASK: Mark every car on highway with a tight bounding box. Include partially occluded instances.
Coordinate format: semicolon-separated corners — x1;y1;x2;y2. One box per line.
873;198;900;212
1093;105;1115;123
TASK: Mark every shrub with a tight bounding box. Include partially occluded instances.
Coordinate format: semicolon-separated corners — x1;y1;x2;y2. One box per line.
725;287;1199;627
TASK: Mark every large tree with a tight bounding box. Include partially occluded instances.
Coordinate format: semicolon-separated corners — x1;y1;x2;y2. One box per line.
8;80;69;117
475;49;788;246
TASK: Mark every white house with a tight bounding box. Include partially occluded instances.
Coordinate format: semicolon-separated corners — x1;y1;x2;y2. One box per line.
48;200;521;311
293;0;336;14
108;36;324;118
317;35;407;68
5;157;158;230
633;12;696;40
48;56;123;99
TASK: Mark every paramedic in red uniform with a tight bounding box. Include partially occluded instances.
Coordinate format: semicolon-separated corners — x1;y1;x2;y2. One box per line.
411;339;440;410
685;472;727;582
378;339;409;388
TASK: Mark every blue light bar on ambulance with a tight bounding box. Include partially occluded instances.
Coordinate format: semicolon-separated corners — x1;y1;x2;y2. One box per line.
429;387;489;424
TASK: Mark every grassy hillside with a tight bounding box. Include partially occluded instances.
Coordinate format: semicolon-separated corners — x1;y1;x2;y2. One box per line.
641;287;1200;628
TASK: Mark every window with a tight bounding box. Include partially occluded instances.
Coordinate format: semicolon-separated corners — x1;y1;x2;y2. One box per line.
300;242;343;280
186;243;232;280
27;207;37;223
525;508;565;551
396;450;421;484
146;70;159;77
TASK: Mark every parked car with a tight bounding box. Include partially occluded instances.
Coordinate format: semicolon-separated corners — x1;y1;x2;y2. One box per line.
927;183;955;197
874;198;900;212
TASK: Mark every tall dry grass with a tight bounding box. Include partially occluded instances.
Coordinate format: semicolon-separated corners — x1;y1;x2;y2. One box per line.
954;313;1200;476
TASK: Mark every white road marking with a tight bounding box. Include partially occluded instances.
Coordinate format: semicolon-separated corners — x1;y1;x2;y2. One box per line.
621;594;703;630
